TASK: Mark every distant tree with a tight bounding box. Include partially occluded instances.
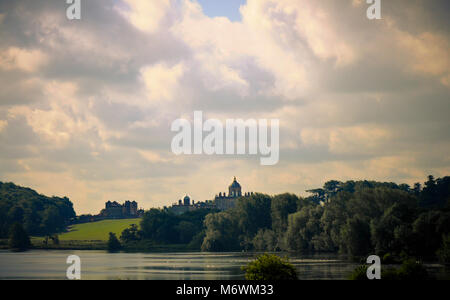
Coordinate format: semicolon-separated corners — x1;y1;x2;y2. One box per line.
175;221;197;244
107;232;121;252
252;229;277;251
120;224;140;244
271;193;298;234
235;194;272;237
140;209;178;243
413;182;421;196
323;180;343;200
341;216;371;257
285;206;323;252
305;188;326;204
50;235;60;245
243;253;297;280
8;223;31;251
437;234;450;265
0;182;75;238
201;211;241;252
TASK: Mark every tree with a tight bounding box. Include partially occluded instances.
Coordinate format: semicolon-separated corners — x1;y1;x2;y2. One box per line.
120;224;140;244
243;253;297;280
107;232;121;252
285;206;322;252
341;216;371;257
437;234;450;265
8;223;31;251
271;193;298;234
0;182;75;238
201;212;241;252
140;209;178;243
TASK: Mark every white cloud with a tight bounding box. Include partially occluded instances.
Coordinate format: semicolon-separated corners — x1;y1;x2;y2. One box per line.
117;0;174;33
140;62;186;102
0;47;48;73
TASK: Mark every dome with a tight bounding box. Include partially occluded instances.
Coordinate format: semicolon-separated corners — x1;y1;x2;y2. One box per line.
229;177;241;189
183;194;191;206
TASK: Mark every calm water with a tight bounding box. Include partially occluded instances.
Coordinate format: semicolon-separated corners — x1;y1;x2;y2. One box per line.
0;250;358;280
0;250;446;280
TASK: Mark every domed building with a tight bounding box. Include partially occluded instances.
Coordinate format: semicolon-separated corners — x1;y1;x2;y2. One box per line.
183;195;191;206
214;177;253;211
169;177;253;215
228;177;242;197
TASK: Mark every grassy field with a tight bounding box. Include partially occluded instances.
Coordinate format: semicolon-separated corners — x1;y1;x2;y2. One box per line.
58;218;141;241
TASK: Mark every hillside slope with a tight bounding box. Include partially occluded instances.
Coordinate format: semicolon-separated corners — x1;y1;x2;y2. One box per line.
59;219;140;241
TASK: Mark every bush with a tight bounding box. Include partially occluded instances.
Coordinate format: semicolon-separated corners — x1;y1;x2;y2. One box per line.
348;265;369;280
350;259;430;280
396;259;430;280
8;223;31;251
107;232;121;252
382;259;430;280
242;253;298;280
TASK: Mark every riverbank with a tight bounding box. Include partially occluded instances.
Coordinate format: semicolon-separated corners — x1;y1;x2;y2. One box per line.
0;238;196;252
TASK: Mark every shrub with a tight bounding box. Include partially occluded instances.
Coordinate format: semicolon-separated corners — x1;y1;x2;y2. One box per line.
242;253;297;280
107;232;121;252
348;265;369;280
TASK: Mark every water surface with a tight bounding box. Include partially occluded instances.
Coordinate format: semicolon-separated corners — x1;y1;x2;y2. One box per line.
0;250;445;280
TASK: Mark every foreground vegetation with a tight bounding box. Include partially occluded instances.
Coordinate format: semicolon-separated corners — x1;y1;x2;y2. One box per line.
243;253;298;280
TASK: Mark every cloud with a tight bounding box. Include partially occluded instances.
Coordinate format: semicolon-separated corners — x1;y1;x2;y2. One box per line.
0;0;449;214
0;47;48;73
395;30;450;86
141;63;186;102
0;120;7;132
117;0;174;33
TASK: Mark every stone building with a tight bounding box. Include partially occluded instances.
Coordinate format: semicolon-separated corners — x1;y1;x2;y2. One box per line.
169;195;216;215
100;200;141;218
214;177;253;211
168;177;253;215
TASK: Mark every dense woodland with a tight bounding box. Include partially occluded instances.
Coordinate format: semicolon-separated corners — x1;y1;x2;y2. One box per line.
121;175;450;262
200;175;450;260
0;182;76;238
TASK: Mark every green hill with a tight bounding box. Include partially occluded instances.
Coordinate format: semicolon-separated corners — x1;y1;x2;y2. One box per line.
59;219;140;241
0;182;75;238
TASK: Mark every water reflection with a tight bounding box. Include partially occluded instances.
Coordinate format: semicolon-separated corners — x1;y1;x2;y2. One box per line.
0;250;444;280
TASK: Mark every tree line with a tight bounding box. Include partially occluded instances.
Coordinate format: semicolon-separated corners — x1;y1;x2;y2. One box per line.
0;182;76;238
114;175;449;263
200;175;450;262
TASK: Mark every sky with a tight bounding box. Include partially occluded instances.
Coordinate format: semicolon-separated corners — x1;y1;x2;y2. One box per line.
0;0;449;214
197;0;246;21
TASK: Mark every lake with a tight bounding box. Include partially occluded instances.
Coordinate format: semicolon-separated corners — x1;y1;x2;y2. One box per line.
0;250;446;280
